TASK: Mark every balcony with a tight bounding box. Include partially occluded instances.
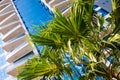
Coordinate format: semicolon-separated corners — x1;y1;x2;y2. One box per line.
0;2;10;11
0;0;11;5
45;0;51;3
0;10;16;25
62;7;70;16
6;42;33;63
7;51;34;76
2;25;25;42
2;35;27;52
0;4;14;15
0;15;19;27
0;20;20;35
49;0;62;8
54;0;70;11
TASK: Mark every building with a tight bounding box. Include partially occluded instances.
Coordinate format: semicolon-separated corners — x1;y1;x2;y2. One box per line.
0;0;112;80
0;0;52;79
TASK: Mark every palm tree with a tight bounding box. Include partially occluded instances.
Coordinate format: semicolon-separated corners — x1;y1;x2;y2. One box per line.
17;48;73;80
17;0;120;80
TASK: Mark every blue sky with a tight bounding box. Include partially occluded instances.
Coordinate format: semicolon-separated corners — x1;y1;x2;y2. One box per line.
0;35;3;54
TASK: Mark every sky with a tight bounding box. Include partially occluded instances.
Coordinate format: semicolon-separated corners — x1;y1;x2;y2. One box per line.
0;34;3;54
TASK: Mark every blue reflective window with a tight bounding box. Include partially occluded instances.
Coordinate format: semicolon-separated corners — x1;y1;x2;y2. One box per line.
14;0;53;34
93;5;98;9
97;8;109;16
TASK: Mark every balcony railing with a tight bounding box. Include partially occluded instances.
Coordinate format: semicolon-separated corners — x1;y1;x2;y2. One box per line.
49;0;63;8
0;20;20;34
6;42;33;63
0;4;14;15
2;25;25;42
54;0;70;11
0;11;16;25
7;51;34;76
2;35;27;52
0;0;11;5
0;2;10;11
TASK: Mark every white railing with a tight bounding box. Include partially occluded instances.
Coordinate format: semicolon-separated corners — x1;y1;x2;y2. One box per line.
0;12;16;25
6;42;28;60
6;51;33;72
2;24;21;40
0;0;11;5
0;20;19;30
2;35;26;49
0;3;11;13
